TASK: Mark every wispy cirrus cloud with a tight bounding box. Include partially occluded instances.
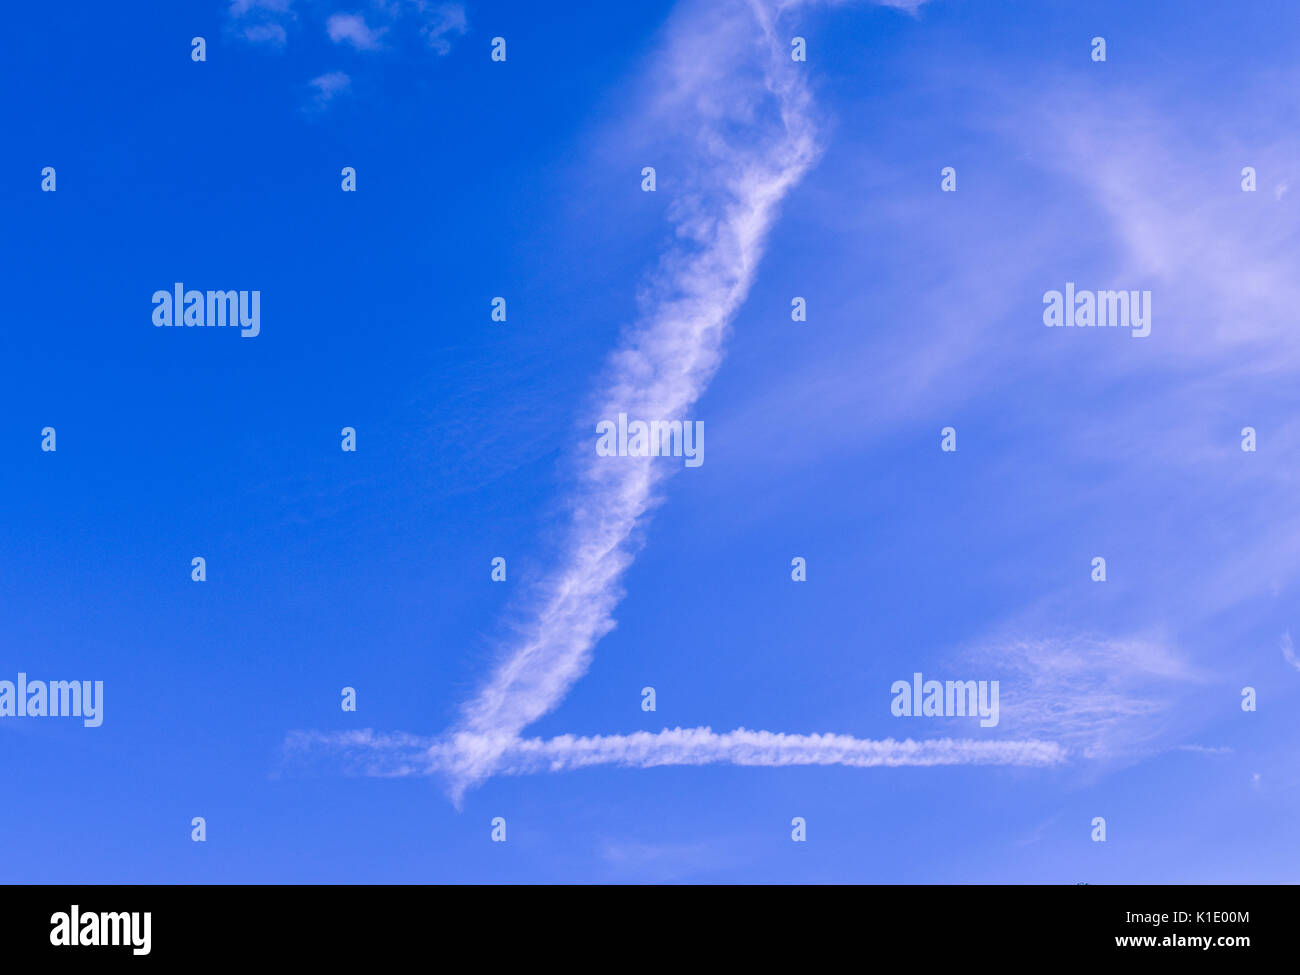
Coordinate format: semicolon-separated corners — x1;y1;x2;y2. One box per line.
1283;631;1300;673
1016;87;1300;379
969;633;1209;761
696;58;1300;780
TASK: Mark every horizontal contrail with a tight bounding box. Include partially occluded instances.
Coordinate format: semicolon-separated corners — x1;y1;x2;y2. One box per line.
286;727;1067;778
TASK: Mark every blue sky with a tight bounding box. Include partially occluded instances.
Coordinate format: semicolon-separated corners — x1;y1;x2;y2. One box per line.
3;0;1299;883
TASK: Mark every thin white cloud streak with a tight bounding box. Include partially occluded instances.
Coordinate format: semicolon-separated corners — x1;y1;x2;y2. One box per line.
444;0;825;797
287;727;1065;779
970;634;1209;761
1283;631;1300;673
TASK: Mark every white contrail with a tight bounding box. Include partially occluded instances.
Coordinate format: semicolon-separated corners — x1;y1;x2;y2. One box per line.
287;727;1066;779
444;0;824;796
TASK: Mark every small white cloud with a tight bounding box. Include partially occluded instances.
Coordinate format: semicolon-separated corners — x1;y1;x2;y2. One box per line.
422;3;468;55
243;22;287;45
229;1;468;63
1275;182;1289;200
327;12;386;50
229;0;294;46
308;71;351;108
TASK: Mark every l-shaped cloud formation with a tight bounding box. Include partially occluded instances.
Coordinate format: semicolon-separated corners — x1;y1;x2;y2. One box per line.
285;0;1063;798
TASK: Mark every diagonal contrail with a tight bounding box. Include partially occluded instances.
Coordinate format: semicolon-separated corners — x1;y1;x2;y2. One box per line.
443;0;824;797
